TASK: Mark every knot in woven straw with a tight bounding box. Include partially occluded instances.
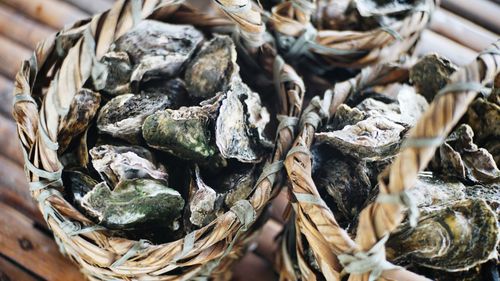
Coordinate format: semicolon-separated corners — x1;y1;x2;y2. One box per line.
277;115;299;138
377;190;420;227
231;200;256;230
111;239;151;268
338;235;398;281
300;95;329;130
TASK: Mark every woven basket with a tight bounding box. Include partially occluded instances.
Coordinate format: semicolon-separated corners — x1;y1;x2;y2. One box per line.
12;0;305;280
269;0;437;69
276;44;500;280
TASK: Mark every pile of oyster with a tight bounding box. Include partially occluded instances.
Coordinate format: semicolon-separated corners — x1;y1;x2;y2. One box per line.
59;20;271;242
310;54;500;279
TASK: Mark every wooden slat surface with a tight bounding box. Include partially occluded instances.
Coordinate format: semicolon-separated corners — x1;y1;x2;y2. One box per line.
0;0;498;280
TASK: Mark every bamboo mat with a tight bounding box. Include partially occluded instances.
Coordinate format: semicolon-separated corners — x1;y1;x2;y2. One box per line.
0;0;498;280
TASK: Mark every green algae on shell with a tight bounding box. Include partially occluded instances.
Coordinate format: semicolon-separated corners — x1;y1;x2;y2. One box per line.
81;179;184;230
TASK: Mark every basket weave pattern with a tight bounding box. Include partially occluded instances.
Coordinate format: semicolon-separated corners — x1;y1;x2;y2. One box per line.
12;0;304;280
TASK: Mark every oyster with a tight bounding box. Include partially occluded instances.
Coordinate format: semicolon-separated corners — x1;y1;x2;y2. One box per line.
139;78;189;108
386;199;499;272
215;77;270;163
328;104;367;130
188;166;218;227
82;179;184;230
100;51;132;95
112;20;204;82
221;166;256;208
465;90;500;144
408;173;466;207
142;105;216;161
90;145;168;187
185;35;237;99
314;155;372;227
316;116;405;160
62;170;98;213
58;89;101;153
410;54;457;102
432;124;500;184
97;93;171;143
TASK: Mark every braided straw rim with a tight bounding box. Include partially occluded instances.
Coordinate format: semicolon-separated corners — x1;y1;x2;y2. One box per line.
277;42;500;280
269;0;437;68
12;0;305;280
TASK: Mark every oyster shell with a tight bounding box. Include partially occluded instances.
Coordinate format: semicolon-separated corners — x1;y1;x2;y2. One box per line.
185;35;237;99
314;155;372;227
221;166;256;208
100;51;132;95
90;145;168;187
432;124;500;184
410;54;457;102
408;173;466;207
188;166;218;227
142;105;216;161
58;89;101;153
316;116;405;160
139;78;189;108
97;93;171;143
465;90;500;144
386;199;499;272
62;170;98;213
215;77;270;163
82;179;184;230
112;20;204;82
329;104;367;130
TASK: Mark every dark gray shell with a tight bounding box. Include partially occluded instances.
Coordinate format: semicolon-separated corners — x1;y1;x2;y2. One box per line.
387;199;499;272
96;93;172;143
184;35;237;99
81;179;184;230
112;20;204;82
58;89;101;153
100;51;132;96
432;124;500;184
188;166;218;227
62;170;98;213
410;54;457;102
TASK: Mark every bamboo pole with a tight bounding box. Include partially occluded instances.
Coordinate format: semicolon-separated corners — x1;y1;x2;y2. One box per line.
414;30;477;66
0;35;31;78
1;0;88;29
430;8;499;52
0;114;23;166
0;75;13;117
0;4;55;49
441;0;500;35
63;0;113;15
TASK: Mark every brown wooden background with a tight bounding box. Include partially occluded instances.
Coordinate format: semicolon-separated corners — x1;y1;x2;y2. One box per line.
0;0;498;280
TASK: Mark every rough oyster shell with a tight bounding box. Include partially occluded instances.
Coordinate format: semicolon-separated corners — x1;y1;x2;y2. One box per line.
100;51;132;95
90;144;168;187
215;77;270;163
142;105;216;161
432;124;500;184
316;116;405;160
188;166;218;227
410;54;457;102
58;89;101;153
139;78;189;109
62;170;98;213
112;20;204;82
97;93;172;143
387;199;499;272
81;179;184;230
185;35;237;99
